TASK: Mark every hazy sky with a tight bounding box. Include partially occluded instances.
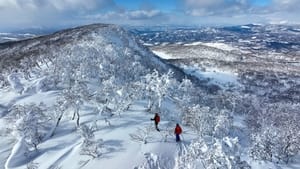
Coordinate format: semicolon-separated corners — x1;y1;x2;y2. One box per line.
0;0;299;30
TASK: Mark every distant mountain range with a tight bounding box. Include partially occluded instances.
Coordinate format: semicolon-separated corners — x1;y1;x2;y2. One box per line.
130;24;300;56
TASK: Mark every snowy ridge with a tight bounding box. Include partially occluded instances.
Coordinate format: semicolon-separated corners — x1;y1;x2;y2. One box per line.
0;24;190;90
0;23;299;169
0;24;170;74
0;23;196;169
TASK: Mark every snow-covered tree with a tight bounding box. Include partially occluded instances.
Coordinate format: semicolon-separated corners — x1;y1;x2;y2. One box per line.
249;103;300;163
130;125;154;144
250;126;276;162
26;161;39;169
80;124;104;158
171;78;197;119
48;99;69;137
7;73;24;94
0;74;7;87
213;110;233;139
60;82;86;127
176;137;250;169
91;76;117;118
183;105;216;136
35;75;58;92
134;153;164;169
113;84;141;117
140;70;176;112
7;103;51;150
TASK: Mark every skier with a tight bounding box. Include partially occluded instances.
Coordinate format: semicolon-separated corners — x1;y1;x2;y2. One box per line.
151;113;160;131
174;123;182;142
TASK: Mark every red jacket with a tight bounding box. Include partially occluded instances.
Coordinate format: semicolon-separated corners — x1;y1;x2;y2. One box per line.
154;115;160;123
174;125;182;135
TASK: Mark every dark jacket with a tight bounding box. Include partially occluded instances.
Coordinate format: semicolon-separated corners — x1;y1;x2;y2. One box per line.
151;114;160;123
154;114;160;123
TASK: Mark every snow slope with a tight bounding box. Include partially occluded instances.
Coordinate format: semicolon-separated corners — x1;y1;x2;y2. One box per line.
1;23;299;169
184;42;238;52
0;23;193;169
1;85;198;169
1;80;298;169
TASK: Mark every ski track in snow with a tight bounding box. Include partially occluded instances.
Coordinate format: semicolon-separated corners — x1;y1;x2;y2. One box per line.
81;102;197;169
1;86;295;169
41;141;81;169
0;137;15;169
0;95;198;169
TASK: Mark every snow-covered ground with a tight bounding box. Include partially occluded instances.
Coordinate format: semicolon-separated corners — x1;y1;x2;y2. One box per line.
184;42;238;52
183;66;241;88
152;50;174;59
153;49;241;89
0;24;199;169
0;83;198;169
1;23;299;169
1;85;299;169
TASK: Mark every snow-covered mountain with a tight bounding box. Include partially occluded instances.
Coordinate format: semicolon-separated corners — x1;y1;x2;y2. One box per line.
0;23;206;169
0;33;35;43
0;27;57;43
0;24;182;76
130;24;300;57
0;24;194;92
133;24;300;169
0;23;299;169
132;24;300;102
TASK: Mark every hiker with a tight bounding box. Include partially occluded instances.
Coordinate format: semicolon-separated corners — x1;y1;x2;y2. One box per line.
151;113;160;131
174;123;182;142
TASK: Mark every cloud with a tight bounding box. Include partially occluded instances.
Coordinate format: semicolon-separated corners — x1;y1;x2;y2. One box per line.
182;0;251;16
50;0;116;11
272;0;300;12
177;0;300;24
128;10;164;20
181;0;300;17
84;9;169;26
253;0;300;24
0;0;115;11
0;0;300;30
0;0;169;29
0;0;116;29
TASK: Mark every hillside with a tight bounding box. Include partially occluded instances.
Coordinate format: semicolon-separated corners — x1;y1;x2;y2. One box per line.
0;23;202;169
0;24;299;169
0;24;185;77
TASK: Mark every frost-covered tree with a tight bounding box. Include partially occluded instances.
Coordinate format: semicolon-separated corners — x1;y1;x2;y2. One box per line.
48;99;69;137
92;76;117;117
26;161;39;169
80;124;104;158
0;74;7;87
7;103;51;150
170;78;197;119
35;75;58;92
234;94;261;116
60;82;86;127
7;73;24;94
183;105;216;136
249;102;300;163
129;125;153;144
213;110;233;139
250;126;276;161
113;84;142;117
134;153;164;169
141;70;176;112
176;137;250;169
